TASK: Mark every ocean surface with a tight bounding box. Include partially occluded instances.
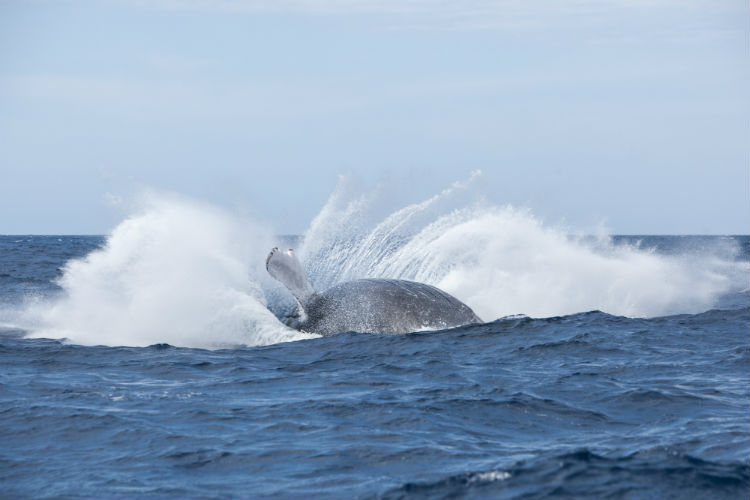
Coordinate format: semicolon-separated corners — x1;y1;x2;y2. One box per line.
1;190;749;499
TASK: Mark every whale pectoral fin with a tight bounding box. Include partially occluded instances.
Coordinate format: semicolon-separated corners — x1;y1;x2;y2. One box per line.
266;247;315;307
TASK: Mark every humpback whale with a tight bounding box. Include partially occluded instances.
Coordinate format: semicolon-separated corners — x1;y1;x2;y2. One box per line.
266;247;482;336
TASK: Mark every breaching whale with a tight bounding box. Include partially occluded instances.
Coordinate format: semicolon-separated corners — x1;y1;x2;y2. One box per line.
266;247;482;336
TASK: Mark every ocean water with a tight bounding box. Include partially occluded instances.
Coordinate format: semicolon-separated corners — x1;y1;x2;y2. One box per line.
1;184;749;499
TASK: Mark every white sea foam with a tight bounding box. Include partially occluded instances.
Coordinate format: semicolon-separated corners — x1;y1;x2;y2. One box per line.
470;470;511;483
21;175;745;348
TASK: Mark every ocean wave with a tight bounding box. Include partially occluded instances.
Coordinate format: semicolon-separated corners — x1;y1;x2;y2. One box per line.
382;449;750;499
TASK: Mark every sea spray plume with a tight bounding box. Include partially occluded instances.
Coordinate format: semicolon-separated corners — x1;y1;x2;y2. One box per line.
296;174;378;290
337;170;483;281
28;193;314;348
299;170;483;290
413;208;733;318
297;176;737;319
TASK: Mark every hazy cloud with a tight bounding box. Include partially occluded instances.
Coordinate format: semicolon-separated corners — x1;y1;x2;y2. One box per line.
106;0;745;35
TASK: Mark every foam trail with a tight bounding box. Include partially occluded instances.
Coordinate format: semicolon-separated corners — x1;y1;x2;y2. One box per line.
299;175;741;319
26;194;314;348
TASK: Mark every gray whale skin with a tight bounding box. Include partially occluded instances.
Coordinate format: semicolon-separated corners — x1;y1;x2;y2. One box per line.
266;247;482;336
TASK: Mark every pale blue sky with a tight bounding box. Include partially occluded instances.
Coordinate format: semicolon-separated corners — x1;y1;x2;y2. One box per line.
1;0;748;234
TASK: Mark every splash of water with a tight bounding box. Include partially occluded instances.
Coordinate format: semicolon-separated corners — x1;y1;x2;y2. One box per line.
26;193;314;348
23;176;743;348
299;174;739;319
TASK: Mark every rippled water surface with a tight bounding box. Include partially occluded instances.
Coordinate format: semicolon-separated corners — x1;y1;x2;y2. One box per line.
1;233;748;499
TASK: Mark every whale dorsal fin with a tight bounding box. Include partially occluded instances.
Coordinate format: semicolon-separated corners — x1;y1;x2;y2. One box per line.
266;247;315;307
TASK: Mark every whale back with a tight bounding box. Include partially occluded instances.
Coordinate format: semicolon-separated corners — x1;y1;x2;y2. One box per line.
300;278;482;336
266;247;315;306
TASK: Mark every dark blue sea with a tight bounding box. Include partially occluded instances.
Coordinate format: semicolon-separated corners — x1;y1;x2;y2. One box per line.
1;232;749;500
